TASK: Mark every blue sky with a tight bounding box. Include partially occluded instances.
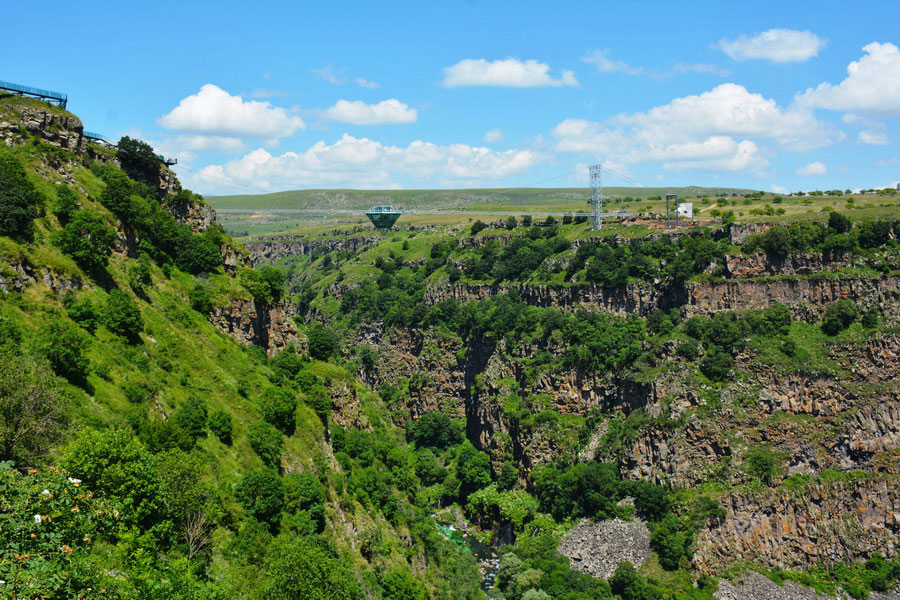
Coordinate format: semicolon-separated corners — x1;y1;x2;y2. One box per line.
5;0;900;195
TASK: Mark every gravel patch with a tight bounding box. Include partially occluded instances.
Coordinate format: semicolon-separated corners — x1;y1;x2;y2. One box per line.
557;517;651;580
715;571;900;600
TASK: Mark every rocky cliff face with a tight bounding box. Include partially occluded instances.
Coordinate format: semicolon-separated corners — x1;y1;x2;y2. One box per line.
165;199;215;232
0;259;82;294
208;298;302;357
694;477;898;573
0;104;85;151
245;236;379;266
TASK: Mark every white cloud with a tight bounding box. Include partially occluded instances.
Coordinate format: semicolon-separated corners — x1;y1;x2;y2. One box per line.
876;157;900;167
320;99;417;125
771;184;790;194
484;128;504;143
717;29;826;63
582;50;645;76
797;161;827;175
798;43;900;116
158;84;305;138
552;83;833;174
250;88;290;98
196;134;542;192
312;66;347;85
172;135;247;153
858;131;889;145
671;63;732;76
355;77;380;89
441;58;579;88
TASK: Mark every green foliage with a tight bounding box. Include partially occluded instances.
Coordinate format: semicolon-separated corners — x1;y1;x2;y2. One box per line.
303;383;332;421
0;352;64;464
261;387;297;434
699;346;732;382
407;411;464;450
531;461;624;521
468;484;539;530
470;219;487;235
248;421;284;469
262;535;363;600
744;446;781;484
828;211;851;234
609;561;661;600
62;428;165;531
35;316;91;384
861;307;879;329
54;209;117;274
270;346;304;380
455;441;492;497
176;233;222;274
241;266;284;303
105;288;144;341
0;153;42;240
117;136;162;187
650;513;692;570
821;299;858;335
234;467;284;527
0;462;119;599
306;321;340;360
54;185;80;224
208;409;233;445
173;396;208;441
380;569;429;600
64;294;100;332
190;283;212;314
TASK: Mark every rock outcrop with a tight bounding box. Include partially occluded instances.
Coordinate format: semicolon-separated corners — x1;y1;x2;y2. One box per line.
209;298;302;357
0;259;82;294
245;236;379;266
694;478;898;574
715;570;900;600
558;518;651;580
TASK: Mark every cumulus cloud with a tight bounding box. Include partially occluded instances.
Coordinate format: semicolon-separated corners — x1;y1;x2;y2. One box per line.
797;161;827;175
355;77;380;89
552;83;833;174
196;135;542;192
484;128;504;143
717;29;826;63
798;43;900;116
582;50;645;76
441;58;578;88
771;184;790;194
858;131;889;145
312;65;346;85
159;84;305;138
320;99;417;125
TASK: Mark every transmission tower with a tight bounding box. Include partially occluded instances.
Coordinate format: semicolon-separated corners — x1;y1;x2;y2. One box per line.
590;164;603;231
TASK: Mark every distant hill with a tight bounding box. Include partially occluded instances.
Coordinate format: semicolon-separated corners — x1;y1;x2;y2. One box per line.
207;185;760;211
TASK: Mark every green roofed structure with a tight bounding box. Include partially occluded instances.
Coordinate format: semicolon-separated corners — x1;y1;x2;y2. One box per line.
365;205;402;229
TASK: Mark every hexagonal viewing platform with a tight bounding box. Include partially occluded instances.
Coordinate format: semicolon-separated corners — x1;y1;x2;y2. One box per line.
365;205;401;229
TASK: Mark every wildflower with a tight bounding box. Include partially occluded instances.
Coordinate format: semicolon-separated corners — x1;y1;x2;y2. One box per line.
33;514;41;524
67;477;82;486
41;489;51;498
62;545;74;555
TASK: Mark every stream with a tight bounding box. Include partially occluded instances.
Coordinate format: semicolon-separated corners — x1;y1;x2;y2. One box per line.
435;519;502;596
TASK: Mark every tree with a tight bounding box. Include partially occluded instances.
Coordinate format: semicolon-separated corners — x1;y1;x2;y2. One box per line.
470;220;487;235
380;570;429;600
505;216;518;230
208;409;233;444
699;346;732;382
234;467;284;526
745;447;780;484
176;235;222;274
650;514;691;570
248;421;284;469
0;352;64;465
456;442;492;497
117;136;162;187
261;387;297;434
54;210;117;274
407;412;464;449
821;299;858;335
173;397;208;441
189;284;212;314
105;289;144;341
0;153;42;240
263;535;363;600
54;186;80;224
307;322;339;360
35;317;91;385
828;210;851;234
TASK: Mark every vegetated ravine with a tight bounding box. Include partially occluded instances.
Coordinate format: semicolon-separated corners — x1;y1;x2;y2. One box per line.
0;95;898;600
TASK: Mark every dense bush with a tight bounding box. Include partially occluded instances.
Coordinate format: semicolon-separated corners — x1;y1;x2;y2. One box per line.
189;284;212;314
208;409;233;444
235;467;284;527
821;299;858;335
306;322;340;360
0;352;64;464
248;421;284;469
54;185;80;224
36;317;91;384
173;397;208;441
407;412;464;450
54;210;117;274
242;267;284;303
261;387;298;434
117;136;161;188
104;289;144;340
263;535;362;600
0;153;42;240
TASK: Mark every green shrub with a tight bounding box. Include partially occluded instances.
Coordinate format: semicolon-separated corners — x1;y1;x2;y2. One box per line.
35;317;91;385
248;421;284;469
262;535;363;600
0;153;42;240
0;352;64;464
261;387;297;434
189;284;212;314
63;295;100;332
650;514;691;570
173;397;208;441
821;299;858;336
699;346;732;381
235;467;284;527
407;412;464;449
861;307;879;329
104;289;143;340
208;409;233;444
744;447;780;484
117;136;161;188
54;186;80;224
54;210;117;274
470;220;487;235
675;339;700;360
307;322;339;360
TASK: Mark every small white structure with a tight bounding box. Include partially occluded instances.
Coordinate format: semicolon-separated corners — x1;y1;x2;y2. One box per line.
676;202;693;219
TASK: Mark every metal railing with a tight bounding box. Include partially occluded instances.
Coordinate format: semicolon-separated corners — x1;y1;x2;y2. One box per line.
0;80;67;108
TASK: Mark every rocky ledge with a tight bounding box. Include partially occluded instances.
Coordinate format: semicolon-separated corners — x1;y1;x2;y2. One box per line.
557;517;651;580
209;298;302;356
714;570;900;600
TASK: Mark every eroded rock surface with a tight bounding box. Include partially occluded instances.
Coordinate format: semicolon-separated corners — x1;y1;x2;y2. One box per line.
557;518;651;580
714;570;900;600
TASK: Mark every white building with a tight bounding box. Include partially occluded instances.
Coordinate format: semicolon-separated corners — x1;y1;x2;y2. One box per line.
676;203;693;219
